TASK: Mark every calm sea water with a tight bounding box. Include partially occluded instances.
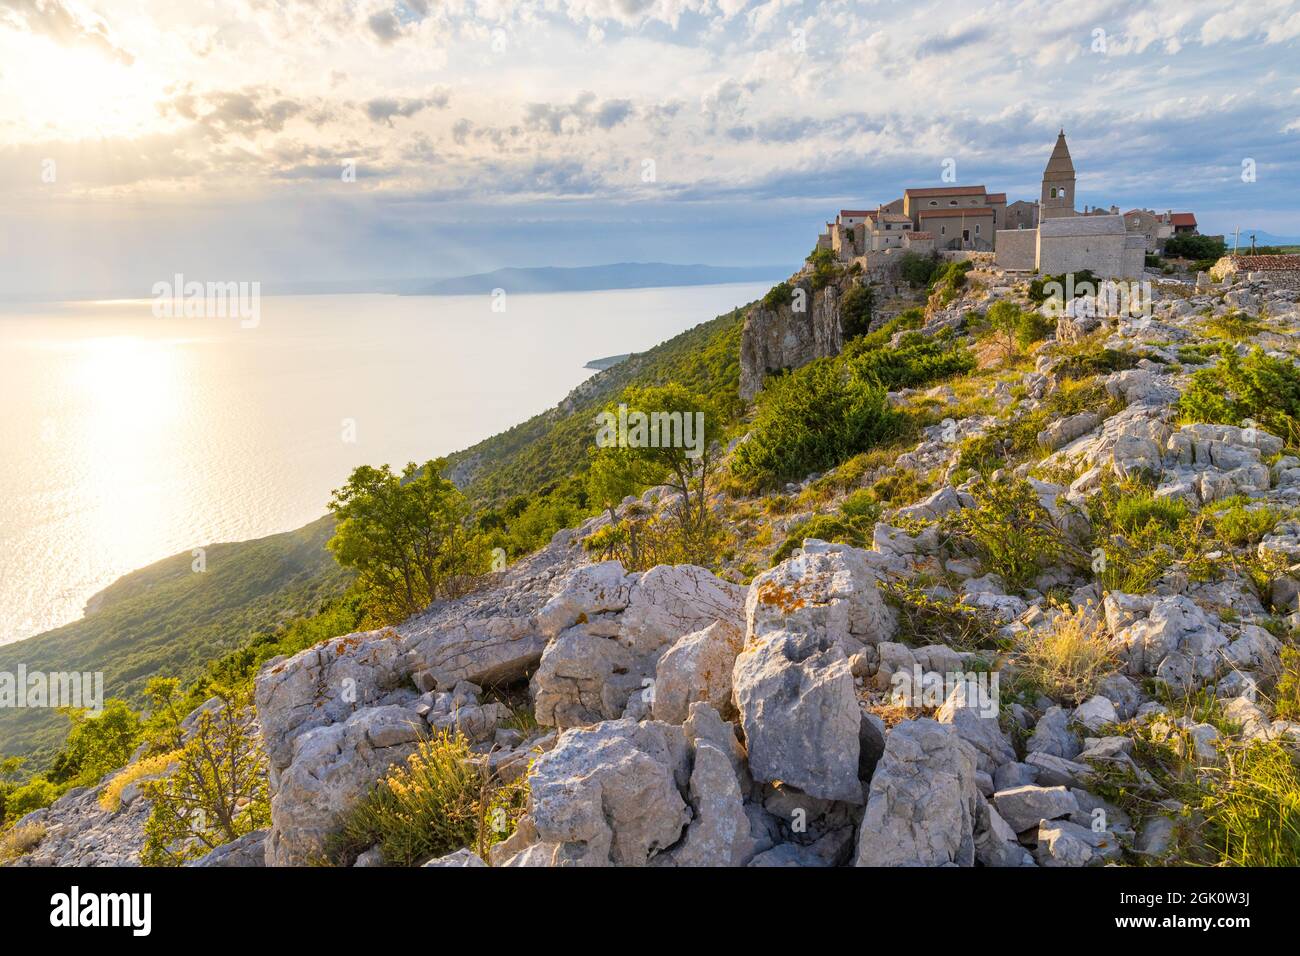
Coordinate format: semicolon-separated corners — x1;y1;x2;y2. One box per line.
0;284;765;644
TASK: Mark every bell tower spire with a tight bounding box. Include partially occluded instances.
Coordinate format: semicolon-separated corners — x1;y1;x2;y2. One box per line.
1040;130;1076;220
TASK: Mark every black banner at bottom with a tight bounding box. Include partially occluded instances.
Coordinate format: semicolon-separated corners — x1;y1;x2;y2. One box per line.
0;864;1272;942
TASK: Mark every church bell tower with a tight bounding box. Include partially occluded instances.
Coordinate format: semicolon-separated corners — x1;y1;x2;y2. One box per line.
1040;130;1076;220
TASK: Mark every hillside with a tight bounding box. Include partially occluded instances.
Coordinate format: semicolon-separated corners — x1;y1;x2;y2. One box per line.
0;299;757;765
10;256;1300;872
0;518;350;763
446;303;750;507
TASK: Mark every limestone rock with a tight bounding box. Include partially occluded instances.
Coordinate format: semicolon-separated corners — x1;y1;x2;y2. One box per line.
523;719;692;866
652;620;745;724
732;629;863;803
854;719;980;866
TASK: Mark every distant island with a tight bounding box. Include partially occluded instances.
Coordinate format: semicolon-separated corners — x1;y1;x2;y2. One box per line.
584;353;632;371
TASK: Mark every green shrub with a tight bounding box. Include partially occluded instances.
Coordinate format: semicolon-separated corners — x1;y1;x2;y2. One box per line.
846;337;975;390
329;732;527;867
732;360;902;491
1209;498;1278;547
1199;741;1300;866
1111;491;1190;535
769;488;882;565
1164;233;1226;260
2;778;58;823
1178;347;1300;446
806;247;841;291
899;251;939;287
1276;646;1300;722
880;580;1001;652
1028;269;1098;305
948;478;1070;590
839;283;874;339
1204;311;1263;342
762;282;794;310
928;260;974;308
1054;345;1141;380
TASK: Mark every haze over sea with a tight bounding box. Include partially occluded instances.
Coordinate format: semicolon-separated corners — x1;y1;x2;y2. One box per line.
0;283;766;645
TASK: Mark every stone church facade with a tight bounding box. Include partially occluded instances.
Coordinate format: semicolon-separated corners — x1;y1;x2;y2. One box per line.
995;131;1145;279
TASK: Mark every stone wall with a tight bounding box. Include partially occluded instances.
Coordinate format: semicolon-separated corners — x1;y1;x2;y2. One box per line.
995;229;1036;271
1038;233;1127;279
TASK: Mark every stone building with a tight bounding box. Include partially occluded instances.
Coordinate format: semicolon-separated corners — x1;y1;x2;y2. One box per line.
1004;199;1038;231
995;131;1143;279
1123;209;1200;253
900;185;1007;251
1210;254;1300;291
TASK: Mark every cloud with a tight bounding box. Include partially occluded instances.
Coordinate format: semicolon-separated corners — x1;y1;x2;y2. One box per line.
159;87;310;137
365;91;451;126
0;0;133;63
523;93;635;134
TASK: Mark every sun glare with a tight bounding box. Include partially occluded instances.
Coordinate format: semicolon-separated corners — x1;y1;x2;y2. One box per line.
11;40;157;137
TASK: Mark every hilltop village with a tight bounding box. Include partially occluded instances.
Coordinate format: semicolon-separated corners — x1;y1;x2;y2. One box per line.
817;132;1205;281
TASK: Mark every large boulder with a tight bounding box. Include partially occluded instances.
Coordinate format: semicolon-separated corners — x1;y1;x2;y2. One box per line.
255;629;414;771
854;719;980;866
936;679;1015;774
401;539;586;691
732;629;864;803
532;563;745;729
746;543;896;653
516;719;692;866
264;704;425;866
652;620;744;724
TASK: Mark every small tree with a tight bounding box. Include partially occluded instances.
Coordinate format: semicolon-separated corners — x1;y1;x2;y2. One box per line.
140;686;270;866
328;458;488;623
587;448;662;569
986;300;1023;359
595;384;723;566
46;699;142;787
140;677;186;755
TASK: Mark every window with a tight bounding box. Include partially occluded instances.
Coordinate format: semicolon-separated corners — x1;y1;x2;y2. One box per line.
975;224;980;235
949;199;958;205
940;226;946;235
929;200;937;206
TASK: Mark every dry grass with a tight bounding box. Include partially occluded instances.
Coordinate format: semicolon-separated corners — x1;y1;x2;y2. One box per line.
0;822;46;863
98;750;181;812
1015;604;1120;706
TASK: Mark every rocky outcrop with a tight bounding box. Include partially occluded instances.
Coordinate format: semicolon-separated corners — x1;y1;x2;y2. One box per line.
739;273;851;400
532;562;746;728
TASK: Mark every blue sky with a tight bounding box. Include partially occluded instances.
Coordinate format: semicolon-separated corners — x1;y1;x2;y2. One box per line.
1;0;1298;297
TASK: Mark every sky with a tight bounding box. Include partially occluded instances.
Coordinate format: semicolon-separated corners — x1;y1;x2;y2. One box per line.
0;0;1298;298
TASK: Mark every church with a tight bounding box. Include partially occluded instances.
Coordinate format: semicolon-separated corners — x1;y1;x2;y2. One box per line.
995;131;1147;279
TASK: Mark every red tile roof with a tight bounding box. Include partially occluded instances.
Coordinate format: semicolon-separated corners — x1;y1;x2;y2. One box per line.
1227;254;1300;271
906;232;933;239
984;193;1007;203
839;210;873;217
904;185;987;198
1171;212;1197;227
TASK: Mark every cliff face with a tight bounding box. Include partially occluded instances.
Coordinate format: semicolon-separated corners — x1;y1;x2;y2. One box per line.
738;274;847;400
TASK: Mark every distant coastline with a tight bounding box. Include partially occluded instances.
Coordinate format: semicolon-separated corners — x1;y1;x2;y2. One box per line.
0;262;790;305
